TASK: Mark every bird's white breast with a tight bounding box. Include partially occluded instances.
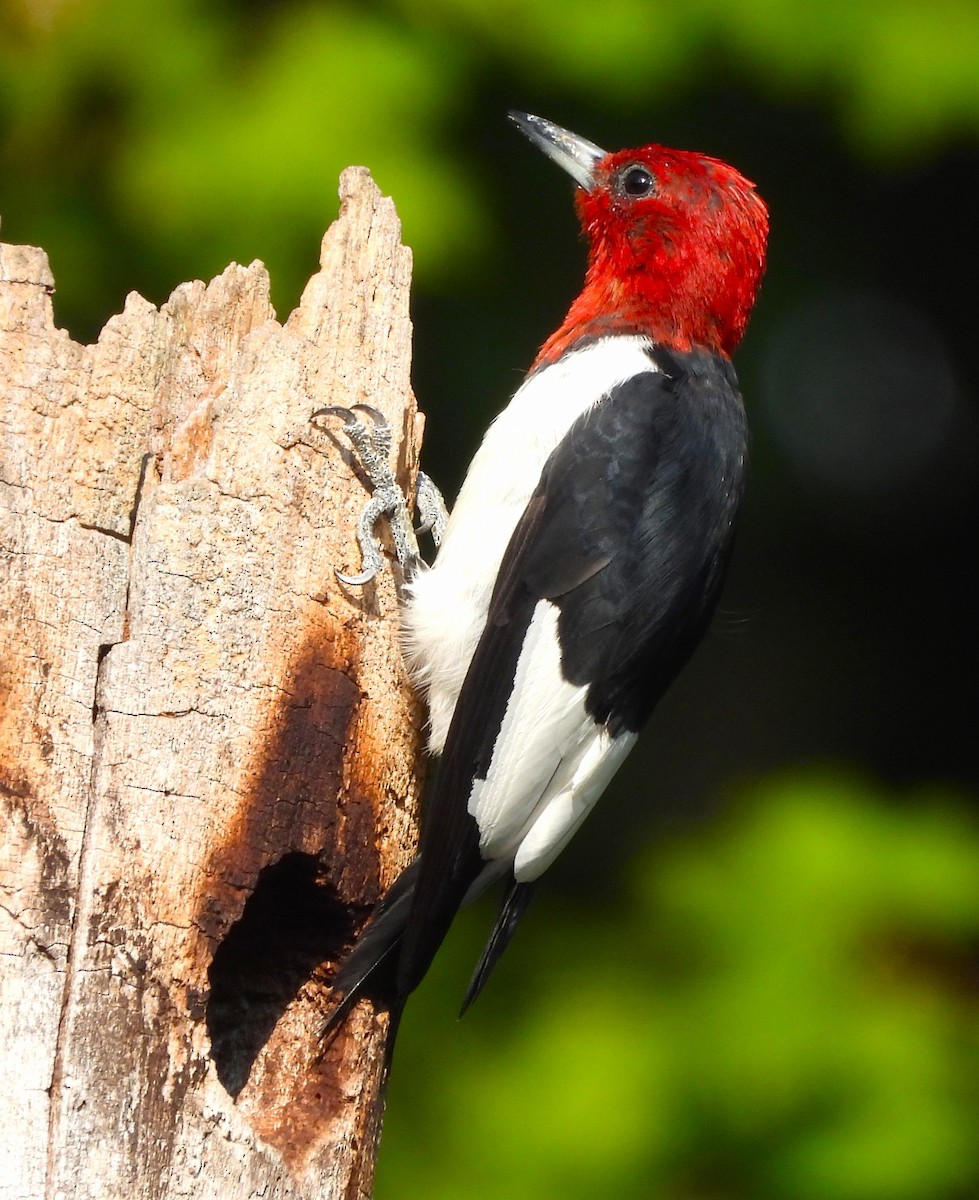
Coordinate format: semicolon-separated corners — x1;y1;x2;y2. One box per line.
401;334;657;753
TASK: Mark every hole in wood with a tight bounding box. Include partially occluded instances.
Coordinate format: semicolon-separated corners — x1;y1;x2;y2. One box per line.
205;851;353;1097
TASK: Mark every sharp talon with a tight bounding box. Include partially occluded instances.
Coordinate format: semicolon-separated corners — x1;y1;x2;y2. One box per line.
350;403;388;430
336;565;379;587
311;405;355;423
416;471;449;549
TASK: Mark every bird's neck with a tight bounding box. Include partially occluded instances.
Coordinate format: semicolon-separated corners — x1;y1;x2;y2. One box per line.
533;238;759;370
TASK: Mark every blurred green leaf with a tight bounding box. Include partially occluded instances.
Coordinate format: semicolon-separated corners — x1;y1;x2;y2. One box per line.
380;771;979;1200
3;0;978;335
114;5;488;281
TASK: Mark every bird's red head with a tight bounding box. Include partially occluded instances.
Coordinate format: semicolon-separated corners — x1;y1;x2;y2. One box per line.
510;113;768;366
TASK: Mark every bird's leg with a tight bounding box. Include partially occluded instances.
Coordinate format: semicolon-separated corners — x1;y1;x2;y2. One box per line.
314;404;447;586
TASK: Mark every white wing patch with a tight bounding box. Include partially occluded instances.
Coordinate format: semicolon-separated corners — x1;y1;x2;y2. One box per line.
467;602;637;876
513;723;636;881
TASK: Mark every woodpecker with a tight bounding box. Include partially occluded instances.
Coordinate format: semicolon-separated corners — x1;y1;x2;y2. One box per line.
324;112;768;1028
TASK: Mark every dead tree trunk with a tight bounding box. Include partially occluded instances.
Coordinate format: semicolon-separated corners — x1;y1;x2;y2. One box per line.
0;168;425;1199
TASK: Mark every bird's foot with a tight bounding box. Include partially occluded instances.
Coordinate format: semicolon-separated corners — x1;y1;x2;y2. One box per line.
314;404;447;586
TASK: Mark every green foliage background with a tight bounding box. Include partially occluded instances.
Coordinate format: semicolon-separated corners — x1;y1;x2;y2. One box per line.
3;1;978;1195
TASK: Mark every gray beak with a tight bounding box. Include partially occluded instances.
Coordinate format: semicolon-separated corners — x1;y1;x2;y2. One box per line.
508;111;607;192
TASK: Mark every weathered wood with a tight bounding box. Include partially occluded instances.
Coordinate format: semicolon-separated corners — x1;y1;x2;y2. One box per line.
0;169;425;1199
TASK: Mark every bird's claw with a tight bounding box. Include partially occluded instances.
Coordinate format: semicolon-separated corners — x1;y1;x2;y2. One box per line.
312;404;392;463
315;403;431;586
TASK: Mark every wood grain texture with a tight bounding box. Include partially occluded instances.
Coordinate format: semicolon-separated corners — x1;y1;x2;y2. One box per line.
0;168;425;1199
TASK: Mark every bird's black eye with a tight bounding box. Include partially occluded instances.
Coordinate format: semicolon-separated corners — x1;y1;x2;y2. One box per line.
620;165;655;197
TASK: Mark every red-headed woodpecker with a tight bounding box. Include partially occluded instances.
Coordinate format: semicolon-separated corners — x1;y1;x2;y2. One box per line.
325;112;768;1027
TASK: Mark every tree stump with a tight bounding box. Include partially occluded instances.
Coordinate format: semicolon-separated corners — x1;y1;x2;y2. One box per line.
0;168;424;1199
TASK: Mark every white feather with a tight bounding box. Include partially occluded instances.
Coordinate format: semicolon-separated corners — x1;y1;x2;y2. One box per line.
467;602;589;858
512;724;636;881
402;334;658;753
465;601;637;876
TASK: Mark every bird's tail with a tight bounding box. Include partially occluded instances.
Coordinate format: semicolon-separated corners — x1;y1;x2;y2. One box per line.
323;857;536;1039
322;857;420;1039
459;879;535;1015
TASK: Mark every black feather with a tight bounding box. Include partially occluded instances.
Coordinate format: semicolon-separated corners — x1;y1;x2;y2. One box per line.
523;347;748;734
460;879;536;1015
321;857;420;1038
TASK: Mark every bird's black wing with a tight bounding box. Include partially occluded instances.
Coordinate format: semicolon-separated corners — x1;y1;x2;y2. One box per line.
395;346;748;999
530;346;748;735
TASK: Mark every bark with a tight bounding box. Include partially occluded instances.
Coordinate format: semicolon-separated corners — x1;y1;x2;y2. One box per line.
0;168;425;1199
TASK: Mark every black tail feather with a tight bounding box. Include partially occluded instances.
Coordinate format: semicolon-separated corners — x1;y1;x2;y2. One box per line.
324;858;537;1040
460;878;535;1016
322;857;420;1039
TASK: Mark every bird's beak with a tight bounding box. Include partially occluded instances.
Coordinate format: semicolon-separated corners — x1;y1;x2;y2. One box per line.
508;111;607;192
